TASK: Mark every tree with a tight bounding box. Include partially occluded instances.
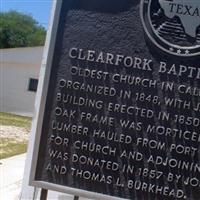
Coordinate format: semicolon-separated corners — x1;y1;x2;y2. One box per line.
0;11;46;48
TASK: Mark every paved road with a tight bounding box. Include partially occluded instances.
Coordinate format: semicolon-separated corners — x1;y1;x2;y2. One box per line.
0;154;92;200
0;154;26;200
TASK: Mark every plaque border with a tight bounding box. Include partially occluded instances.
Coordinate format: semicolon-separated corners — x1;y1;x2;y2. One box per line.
29;1;127;199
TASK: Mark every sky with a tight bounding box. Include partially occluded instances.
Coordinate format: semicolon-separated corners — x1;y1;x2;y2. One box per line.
1;0;53;29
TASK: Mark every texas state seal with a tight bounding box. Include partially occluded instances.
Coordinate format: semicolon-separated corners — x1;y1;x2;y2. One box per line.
140;0;200;57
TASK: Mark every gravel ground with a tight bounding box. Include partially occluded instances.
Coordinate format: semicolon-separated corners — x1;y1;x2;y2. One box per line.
0;125;29;142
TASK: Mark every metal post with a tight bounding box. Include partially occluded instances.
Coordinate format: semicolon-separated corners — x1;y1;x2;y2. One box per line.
40;189;48;200
74;196;79;200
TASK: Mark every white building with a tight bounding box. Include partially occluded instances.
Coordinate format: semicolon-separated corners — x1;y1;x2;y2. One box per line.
0;46;43;117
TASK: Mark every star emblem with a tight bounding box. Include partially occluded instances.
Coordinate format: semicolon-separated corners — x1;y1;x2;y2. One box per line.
169;47;174;52
185;49;190;55
177;49;181;54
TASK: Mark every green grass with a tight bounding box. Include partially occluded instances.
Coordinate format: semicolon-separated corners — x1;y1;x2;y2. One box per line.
0;112;31;131
0;112;31;159
0;138;27;159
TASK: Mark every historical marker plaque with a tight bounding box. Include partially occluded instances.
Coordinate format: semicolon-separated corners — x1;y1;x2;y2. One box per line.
30;0;200;199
